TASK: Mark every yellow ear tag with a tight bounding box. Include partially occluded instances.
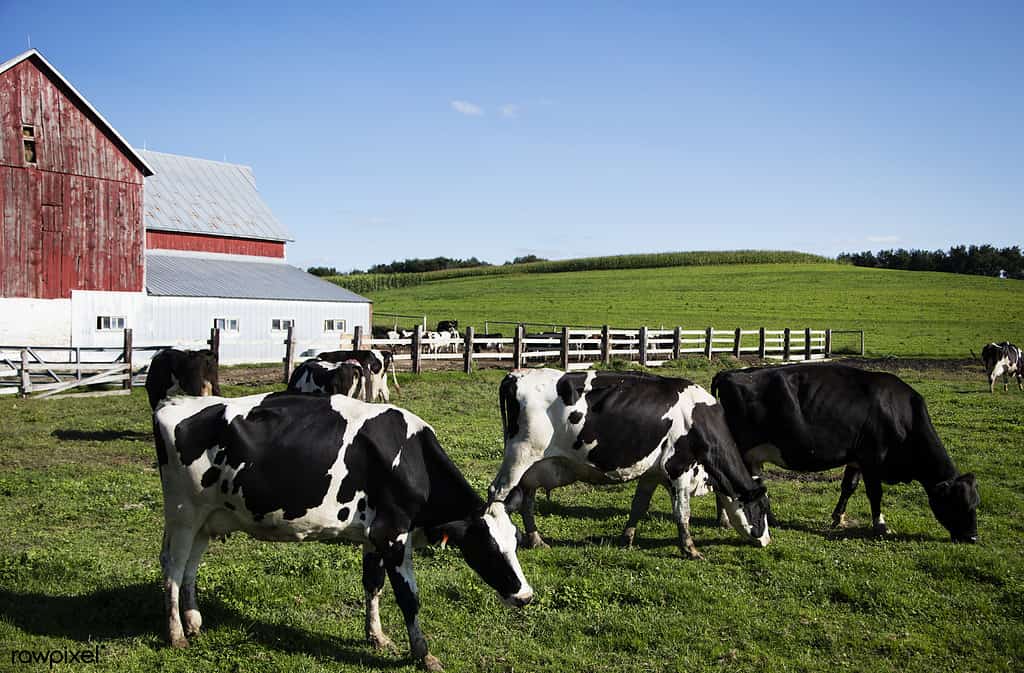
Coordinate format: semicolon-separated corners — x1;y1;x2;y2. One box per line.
440;533;449;550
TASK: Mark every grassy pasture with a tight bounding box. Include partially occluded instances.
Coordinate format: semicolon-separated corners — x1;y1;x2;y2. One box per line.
367;263;1024;358
1;361;1022;672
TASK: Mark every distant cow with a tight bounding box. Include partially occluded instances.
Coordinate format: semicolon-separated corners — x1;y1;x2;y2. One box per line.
981;342;1022;393
436;320;459;333
145;348;220;409
711;363;979;543
317;349;398;402
153;392;532;669
287;360;364;398
472;332;505;353
489;369;771;559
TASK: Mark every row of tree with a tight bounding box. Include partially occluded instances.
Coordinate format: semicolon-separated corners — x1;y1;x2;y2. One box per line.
308;255;548;277
838;245;1024;279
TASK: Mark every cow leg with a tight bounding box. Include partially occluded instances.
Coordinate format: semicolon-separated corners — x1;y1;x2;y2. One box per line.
362;546;395;650
520;488;549;549
831;465;862;528
862;473;889;535
621;475;658;548
1018;372;1023;391
181;531;209;638
161;524;198;648
668;477;702;560
385;540;442;671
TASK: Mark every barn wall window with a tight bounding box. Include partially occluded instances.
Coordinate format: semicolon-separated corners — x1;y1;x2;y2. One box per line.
22;124;36;164
214;318;239;332
271;318;294;331
96;316;126;330
324;319;346;332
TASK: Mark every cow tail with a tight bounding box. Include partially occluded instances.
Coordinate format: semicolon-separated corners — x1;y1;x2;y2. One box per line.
390;358;401;395
710;371;723;399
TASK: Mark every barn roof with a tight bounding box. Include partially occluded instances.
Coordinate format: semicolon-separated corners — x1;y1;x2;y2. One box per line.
0;49;154;176
138;150;293;242
145;252;369;303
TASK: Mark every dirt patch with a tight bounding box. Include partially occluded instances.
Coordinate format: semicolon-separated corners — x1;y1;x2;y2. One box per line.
220;366;285;386
838;357;983;376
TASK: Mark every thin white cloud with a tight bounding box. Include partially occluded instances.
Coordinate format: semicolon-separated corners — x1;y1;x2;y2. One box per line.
451;100;484;116
499;103;520;119
866;235;901;244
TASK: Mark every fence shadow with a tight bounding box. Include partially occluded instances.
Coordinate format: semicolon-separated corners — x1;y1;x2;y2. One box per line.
52;429;152;442
0;583;401;668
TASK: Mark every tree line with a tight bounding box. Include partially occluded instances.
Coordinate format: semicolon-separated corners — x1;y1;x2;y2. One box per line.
308;255;548;277
838;245;1024;279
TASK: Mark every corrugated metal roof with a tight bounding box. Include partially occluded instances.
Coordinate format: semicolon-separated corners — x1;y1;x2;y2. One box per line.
0;49;153;176
138;149;292;242
146;253;370;303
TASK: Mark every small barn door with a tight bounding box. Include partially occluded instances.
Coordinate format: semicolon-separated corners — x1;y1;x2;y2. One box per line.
40;204;64;298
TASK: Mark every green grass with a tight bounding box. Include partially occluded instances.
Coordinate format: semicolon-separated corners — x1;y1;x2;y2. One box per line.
367;263;1024;358
1;363;1022;672
328;250;832;294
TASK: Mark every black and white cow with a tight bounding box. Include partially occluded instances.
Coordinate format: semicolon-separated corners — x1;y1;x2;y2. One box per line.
145;348;220;409
981;341;1023;393
472;332;505;353
436;320;459;333
317;349;399;402
153;392;532;670
711;363;979;543
287;359;365;398
489;369;771;559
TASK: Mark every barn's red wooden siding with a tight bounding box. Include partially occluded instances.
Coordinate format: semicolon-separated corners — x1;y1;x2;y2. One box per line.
0;57;145;298
146;230;285;258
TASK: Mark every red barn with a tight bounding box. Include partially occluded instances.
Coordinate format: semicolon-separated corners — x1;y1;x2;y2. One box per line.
0;49;153;300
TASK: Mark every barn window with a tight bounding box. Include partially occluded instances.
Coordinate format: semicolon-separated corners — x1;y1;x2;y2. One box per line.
324;319;346;332
22;124;36;164
214;318;239;332
271;318;294;331
96;316;126;330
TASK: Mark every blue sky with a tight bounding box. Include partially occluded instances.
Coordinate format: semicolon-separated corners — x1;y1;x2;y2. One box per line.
2;1;1022;270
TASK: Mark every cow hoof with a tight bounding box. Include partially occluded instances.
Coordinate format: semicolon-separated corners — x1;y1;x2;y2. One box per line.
169;635;189;649
620;528;636;548
872;523;890;537
831;513;846;528
718;517;732;530
524;532;550;549
421;654;444;672
368;633;395;650
183;610;202;638
681;547;705;561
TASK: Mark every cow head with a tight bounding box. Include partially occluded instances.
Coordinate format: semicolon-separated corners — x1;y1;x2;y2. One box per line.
928;473;979;543
430;502;533;608
719;484;772;547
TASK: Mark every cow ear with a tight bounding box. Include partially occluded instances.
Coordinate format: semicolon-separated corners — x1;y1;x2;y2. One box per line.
426;520;470;546
958;473;977;488
932;479;953;497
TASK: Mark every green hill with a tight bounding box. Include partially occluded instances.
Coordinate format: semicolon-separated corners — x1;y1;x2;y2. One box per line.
361;263;1023;358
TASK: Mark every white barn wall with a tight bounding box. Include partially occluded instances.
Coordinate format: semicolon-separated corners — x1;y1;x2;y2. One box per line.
0;298;72;346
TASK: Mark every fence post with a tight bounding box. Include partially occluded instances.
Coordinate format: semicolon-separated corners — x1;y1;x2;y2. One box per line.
758;327;766;358
122;328;133;390
783;328;791;361
733;327;741;358
639;326;648;367
825;329;832;357
20;350;31;397
560;326;570;370
353;325;363;351
412;325;422;374
513;325;524;369
283;325;295;384
208;327;221;360
601;325;610;365
463;326;474;373
860;330;865;356
704;327;713;360
672;326;681;361
804;328;812;360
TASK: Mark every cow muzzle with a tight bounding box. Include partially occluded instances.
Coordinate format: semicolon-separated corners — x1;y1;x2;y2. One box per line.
502;588;534;608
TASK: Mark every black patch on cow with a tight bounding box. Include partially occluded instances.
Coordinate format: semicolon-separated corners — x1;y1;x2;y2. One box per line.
213;450;226;465
220;480;229;494
152;418;168;466
499;375;521;440
173;404;227;466
223;502;235;510
145;348;219;409
211;394;347;521
360;513;366;521
338;507;350;521
568;411;583;424
357;497;367;511
568;372;680;472
201;467;221;488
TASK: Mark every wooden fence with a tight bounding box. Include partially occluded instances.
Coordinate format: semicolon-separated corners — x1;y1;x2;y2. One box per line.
335;324;832;375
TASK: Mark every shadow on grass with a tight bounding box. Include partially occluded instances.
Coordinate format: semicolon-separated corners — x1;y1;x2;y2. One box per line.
778;519;938;543
533;500;674;523
0;583;402;669
52;429;153;442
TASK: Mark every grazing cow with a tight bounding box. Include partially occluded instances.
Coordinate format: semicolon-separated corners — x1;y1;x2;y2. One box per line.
981;342;1023;393
489;369;771;559
153;392;532;670
145;348;220;409
472;332;505;353
711;363;979;543
287;359;365;398
317;349;399;402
